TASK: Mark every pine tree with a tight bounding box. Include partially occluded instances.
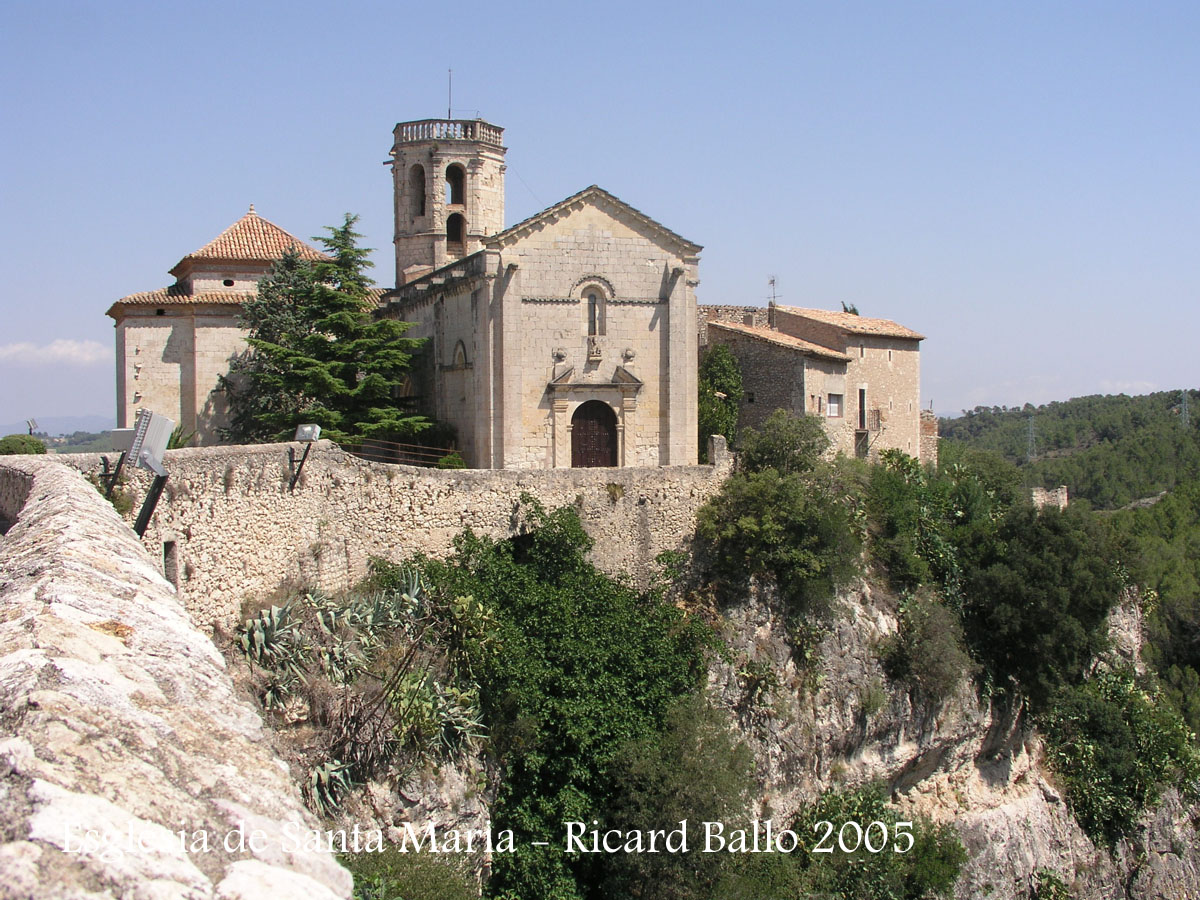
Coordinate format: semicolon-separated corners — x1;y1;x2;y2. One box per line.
220;215;428;443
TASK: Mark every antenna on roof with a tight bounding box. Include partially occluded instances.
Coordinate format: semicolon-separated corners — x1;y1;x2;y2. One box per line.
448;68;452;119
767;276;779;305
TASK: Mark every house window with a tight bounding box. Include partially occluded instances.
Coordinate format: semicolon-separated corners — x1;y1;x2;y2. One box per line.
860;344;865;358
827;393;843;417
888;349;893;362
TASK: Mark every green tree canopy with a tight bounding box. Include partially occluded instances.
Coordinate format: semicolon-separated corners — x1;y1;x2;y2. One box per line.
698;344;742;462
0;434;47;454
737;408;829;475
221;215;428;444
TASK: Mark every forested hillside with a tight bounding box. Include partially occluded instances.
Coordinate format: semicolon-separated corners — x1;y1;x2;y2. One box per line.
939;391;1200;509
941;389;1200;733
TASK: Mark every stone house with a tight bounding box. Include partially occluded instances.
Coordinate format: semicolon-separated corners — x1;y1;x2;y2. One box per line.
701;304;933;461
380;120;700;469
106;207;327;444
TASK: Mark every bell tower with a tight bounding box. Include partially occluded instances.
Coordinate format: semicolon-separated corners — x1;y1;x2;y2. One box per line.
387;118;506;285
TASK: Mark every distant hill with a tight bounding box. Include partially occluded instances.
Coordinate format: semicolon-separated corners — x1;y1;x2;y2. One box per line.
939;391;1200;509
0;415;115;438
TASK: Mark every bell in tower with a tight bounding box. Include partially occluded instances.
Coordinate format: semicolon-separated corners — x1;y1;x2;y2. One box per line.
387;118;507;285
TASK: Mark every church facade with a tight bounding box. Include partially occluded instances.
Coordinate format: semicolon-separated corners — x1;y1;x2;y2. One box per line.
380;120;700;469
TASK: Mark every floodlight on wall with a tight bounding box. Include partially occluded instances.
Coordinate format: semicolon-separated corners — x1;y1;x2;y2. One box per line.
99;427;136;500
289;424;321;492
129;409;175;537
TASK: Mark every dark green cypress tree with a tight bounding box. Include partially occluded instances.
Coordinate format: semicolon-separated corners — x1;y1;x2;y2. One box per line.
221;215;428;444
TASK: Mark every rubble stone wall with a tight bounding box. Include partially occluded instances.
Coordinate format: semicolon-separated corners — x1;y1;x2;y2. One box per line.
56;439;732;631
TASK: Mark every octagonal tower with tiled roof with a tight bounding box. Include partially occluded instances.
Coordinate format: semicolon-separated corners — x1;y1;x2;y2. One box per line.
106;208;329;444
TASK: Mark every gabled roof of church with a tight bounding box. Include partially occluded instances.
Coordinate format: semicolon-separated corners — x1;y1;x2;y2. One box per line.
776;306;925;341
168;206;327;277
484;185;703;255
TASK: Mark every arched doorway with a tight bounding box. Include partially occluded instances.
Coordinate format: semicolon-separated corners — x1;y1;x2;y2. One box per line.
571;400;617;467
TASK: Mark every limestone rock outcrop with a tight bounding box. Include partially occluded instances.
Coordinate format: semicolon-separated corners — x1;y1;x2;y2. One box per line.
711;583;1200;900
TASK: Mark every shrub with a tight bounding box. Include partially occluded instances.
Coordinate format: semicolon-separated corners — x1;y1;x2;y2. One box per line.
418;498;717;900
342;847;477;900
717;784;965;900
602;695;755;900
0;434;46;454
1040;668;1200;847
696;468;860;646
698;344;742;462
737;409;829;475
882;592;977;703
437;450;466;469
959;503;1121;710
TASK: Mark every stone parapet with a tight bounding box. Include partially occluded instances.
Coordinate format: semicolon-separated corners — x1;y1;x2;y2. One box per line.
0;457;352;899
55;441;733;631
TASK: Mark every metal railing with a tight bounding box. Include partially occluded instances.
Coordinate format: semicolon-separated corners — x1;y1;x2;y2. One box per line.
342;438;460;468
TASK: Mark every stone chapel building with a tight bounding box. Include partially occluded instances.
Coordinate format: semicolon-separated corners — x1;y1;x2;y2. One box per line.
106;208;327;443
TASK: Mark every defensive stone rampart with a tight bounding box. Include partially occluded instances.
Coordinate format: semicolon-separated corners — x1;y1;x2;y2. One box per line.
57;440;732;630
0;456;353;899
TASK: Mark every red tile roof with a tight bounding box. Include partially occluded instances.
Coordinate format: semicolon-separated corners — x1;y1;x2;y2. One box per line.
776;306;925;340
708;321;851;362
169;206;326;277
107;285;388;319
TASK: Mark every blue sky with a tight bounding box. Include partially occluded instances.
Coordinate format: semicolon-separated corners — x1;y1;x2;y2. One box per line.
2;1;1197;429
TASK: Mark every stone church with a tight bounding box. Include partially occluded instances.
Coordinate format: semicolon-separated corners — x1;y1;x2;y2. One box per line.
380;120;699;469
108;117;700;468
107;115;925;467
106;208;328;443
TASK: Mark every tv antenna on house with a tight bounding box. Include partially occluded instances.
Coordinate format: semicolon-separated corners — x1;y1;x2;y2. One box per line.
448;68;452;119
767;276;780;305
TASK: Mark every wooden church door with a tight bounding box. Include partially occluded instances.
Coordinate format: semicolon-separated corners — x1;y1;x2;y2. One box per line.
571;400;618;467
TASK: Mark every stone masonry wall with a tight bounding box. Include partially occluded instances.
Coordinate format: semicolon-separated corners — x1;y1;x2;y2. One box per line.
0;456;353;899
58;440;732;631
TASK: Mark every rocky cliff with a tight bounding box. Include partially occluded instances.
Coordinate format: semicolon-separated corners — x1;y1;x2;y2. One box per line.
710;581;1200;900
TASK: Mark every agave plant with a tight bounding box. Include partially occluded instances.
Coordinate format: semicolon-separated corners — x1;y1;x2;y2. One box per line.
309;758;354;816
237;604;309;706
